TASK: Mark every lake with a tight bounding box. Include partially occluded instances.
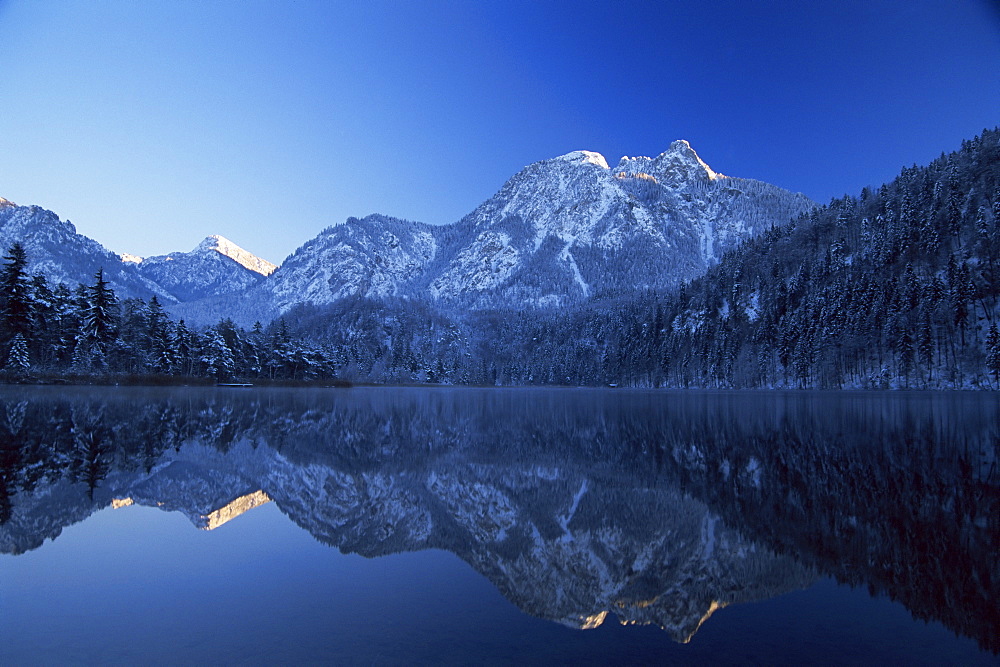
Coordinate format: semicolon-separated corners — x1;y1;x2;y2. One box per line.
0;386;996;665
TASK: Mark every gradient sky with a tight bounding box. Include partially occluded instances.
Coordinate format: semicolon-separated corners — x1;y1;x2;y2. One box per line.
1;0;998;264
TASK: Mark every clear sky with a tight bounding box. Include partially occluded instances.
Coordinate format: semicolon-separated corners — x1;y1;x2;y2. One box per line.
1;0;998;264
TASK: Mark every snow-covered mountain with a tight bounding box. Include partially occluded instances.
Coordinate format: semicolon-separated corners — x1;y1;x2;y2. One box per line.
263;215;438;314
0;198;172;300
425;140;814;307
131;235;276;302
206;140;814;323
3;140;814;323
0;198;276;305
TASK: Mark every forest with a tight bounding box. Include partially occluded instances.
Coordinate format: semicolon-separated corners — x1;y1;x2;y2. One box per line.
0;246;339;383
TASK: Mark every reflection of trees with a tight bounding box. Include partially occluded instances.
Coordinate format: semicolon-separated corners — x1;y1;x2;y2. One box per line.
669;420;999;654
70;405;111;499
0;388;996;651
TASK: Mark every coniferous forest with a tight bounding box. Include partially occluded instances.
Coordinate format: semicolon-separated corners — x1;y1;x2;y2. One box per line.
0;248;339;384
1;129;999;388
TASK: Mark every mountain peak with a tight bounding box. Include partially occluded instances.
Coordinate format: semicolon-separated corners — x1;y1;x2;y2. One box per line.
614;139;720;185
552;150;610;169
0;197;16;208
658;140;720;181
196;235;277;276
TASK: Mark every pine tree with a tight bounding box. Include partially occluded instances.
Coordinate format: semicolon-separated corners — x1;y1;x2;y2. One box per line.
0;243;32;346
172;320;194;376
4;332;29;375
201;329;235;381
50;283;79;366
917;305;934;383
80;268;119;356
146;296;171;373
986;323;1000;386
28;274;57;366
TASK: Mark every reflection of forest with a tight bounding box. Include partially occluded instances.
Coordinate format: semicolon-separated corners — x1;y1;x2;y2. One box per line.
0;387;996;651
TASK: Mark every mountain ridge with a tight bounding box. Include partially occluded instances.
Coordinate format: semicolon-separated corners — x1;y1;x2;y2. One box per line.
1;140;814;326
182;140;813;324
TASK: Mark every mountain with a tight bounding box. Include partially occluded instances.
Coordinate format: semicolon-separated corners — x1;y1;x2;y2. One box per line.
0;198;171;301
0;198;277;308
620;127;1000;389
425;141;813;308
262;215;438;314
208;141;813;323
5;132;997;389
131;235;276;302
3;141;812;325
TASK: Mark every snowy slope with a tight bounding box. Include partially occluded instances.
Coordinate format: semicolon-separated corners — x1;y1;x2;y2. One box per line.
0;199;173;301
262;214;438;314
132;235;275;302
0;198;276;306
425;140;815;307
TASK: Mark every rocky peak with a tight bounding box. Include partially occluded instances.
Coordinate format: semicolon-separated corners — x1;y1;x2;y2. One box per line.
614;139;720;186
195;235;277;276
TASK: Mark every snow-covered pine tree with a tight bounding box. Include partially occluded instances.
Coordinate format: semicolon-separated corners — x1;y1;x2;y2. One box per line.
171;319;194;376
28;274;57;366
5;332;29;375
0;243;32;347
146;295;172;373
80;268;119;356
200;328;235;381
986;323;1000;386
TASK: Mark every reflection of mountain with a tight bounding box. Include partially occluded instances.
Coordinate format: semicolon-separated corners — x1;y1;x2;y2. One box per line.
252;447;813;642
0;387;996;651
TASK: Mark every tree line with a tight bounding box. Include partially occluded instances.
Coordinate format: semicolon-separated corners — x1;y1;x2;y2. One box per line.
0;244;340;383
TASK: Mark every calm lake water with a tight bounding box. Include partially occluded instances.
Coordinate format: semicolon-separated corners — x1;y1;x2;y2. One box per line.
0;386;997;665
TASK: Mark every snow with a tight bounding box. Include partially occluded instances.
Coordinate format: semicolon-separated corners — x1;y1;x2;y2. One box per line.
554;150;610;169
667;139;720;180
431;231;521;299
254;143;811;316
198;235;278;276
560;242;590;296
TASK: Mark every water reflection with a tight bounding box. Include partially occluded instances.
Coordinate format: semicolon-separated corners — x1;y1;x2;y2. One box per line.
0;387;996;650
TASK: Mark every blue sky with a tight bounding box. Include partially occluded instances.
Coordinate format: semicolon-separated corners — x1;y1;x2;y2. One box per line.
1;0;998;263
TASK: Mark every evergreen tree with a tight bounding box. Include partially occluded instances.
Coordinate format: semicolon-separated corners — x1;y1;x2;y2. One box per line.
200;329;235;381
0;243;32;346
172;320;194;376
4;333;29;375
146;296;172;373
28;274;57;365
986;323;1000;386
80;268;119;355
